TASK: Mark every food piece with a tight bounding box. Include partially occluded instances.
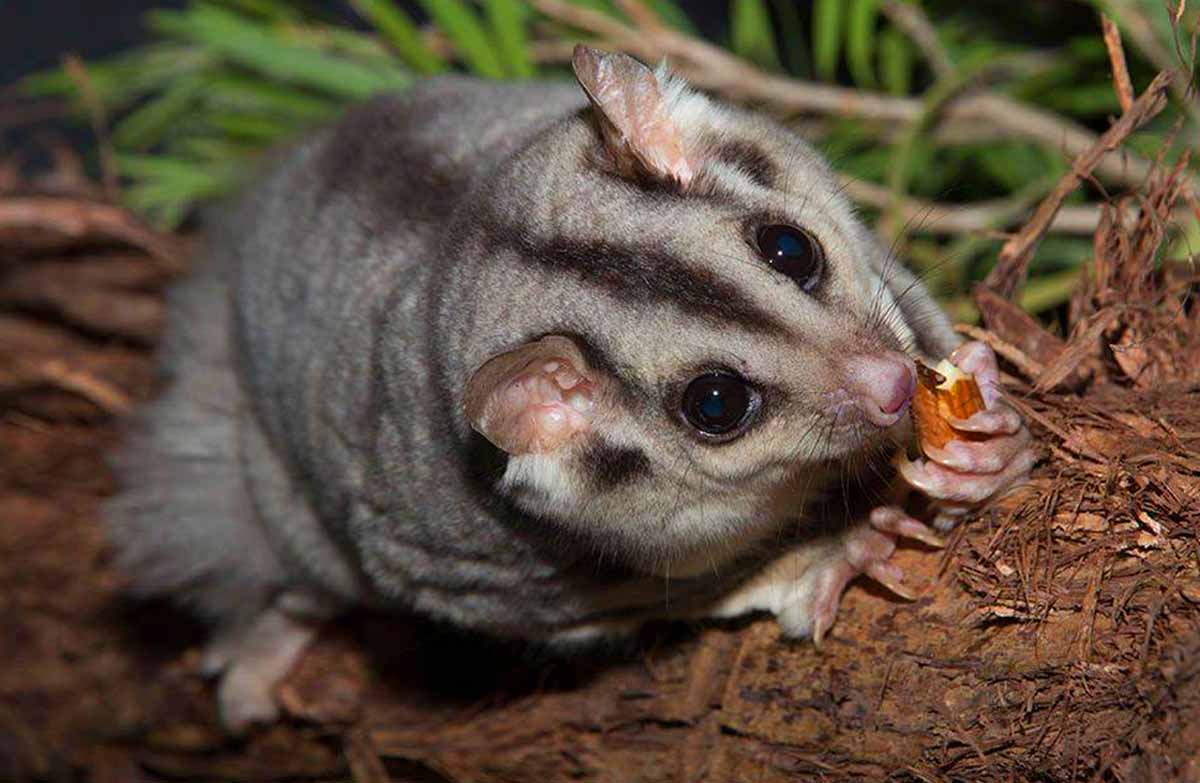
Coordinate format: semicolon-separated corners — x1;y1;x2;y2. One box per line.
911;359;988;455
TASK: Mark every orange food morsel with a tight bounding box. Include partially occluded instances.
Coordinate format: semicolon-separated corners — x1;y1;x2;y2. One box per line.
911;359;988;456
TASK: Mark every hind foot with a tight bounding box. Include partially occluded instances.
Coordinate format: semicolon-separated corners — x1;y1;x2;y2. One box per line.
201;592;331;733
706;506;942;644
802;507;943;645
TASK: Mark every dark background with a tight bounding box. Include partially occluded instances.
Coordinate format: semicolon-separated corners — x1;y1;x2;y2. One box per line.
4;0;184;88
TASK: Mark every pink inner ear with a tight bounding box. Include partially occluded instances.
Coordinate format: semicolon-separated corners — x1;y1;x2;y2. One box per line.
467;348;598;455
572;45;694;188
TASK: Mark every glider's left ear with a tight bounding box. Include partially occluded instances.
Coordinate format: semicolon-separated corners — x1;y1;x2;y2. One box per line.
571;44;695;189
464;336;603;456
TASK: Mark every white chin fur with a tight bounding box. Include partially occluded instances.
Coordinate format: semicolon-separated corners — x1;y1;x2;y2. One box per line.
502;453;578;507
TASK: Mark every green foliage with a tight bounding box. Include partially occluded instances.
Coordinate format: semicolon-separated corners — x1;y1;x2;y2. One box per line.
23;0;1198;315
350;0;447;74
812;0;844;81
146;4;411;98
877;26;913;96
414;0;505;78
483;0;535;77
845;0;881;89
730;0;781;70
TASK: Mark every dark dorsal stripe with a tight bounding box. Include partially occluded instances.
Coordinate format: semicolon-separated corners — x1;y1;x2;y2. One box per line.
711;139;779;190
579;440;652;489
312;95;472;229
511;234;790;337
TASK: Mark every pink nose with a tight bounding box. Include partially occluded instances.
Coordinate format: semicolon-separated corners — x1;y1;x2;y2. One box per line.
842;353;916;427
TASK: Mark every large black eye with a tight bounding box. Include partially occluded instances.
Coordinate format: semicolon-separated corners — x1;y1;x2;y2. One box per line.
756;225;824;292
681;372;756;437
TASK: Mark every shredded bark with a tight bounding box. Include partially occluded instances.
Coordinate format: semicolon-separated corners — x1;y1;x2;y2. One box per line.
2;124;1199;782
981;70;1173;299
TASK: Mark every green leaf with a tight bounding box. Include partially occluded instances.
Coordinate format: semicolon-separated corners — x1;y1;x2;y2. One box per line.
976;142;1060;192
23;44;213;110
483;0;535;77
112;77;206;151
173;135;255;162
730;0;781;70
117;153;232;187
1041;83;1123;114
305;25;396;62
878;27;912;95
148;4;411;99
813;0;844;82
415;0;506;78
1019;268;1082;313
205;75;337;121
846;0;879;88
118;152;240;228
351;0;447;74
1028;236;1093;275
212;0;303;21
206;111;294;142
1167;216;1200;262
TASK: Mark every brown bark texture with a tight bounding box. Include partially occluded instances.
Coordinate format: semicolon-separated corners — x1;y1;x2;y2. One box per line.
2;144;1199;783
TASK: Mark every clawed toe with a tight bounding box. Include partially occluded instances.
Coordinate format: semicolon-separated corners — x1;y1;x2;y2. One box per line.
898;445;1036;505
804;559;855;648
924;428;1031;474
949;341;1003;405
869;506;945;548
219;664;282;734
947;404;1023;436
864;559;916;600
800;520;923;645
201;601;323;734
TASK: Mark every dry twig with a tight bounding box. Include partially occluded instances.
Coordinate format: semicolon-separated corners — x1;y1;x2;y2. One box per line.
973;288;1066;367
1033;308;1119;391
981;70;1173;299
0;197;181;269
9;357;134;417
880;1;955;79
837;175;1183;236
62;56;119;203
954;324;1046;380
530;0;1183;192
1101;14;1135;113
0;258;166;345
344;727;393;783
1105;0;1200;126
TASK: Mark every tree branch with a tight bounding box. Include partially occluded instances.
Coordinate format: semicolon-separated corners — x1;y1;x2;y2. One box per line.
0;197;182;270
1101;13;1135;113
530;0;1184;192
880;1;956;79
981;70;1173;299
839;175;1175;237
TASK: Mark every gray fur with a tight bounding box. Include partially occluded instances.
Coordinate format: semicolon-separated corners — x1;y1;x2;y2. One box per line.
106;261;284;625
106;70;958;647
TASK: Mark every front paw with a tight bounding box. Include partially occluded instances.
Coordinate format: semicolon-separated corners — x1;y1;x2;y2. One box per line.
899;340;1037;523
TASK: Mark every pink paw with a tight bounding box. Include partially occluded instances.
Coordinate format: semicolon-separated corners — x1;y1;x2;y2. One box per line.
899;341;1036;526
802;506;942;645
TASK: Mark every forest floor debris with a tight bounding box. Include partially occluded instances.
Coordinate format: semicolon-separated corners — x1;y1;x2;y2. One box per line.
2;120;1200;783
